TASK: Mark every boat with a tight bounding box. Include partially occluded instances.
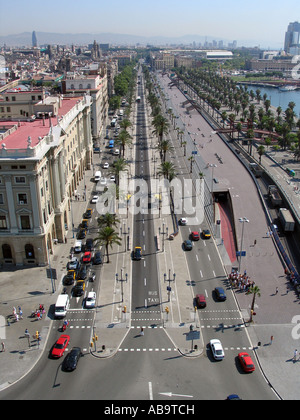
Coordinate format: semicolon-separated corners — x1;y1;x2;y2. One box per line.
278;85;298;92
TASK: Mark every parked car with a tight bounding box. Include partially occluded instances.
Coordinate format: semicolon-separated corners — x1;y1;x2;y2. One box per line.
77;265;87;280
179;217;187;225
195;294;206;308
210;339;224;360
215;286;227;301
191;231;200;241
109;174;116;182
63;273;76;286
85;238;94;251
84;208;93;219
85;291;96;308
100;177;107;186
67;257;79;271
93;251;102;265
62;347;82;371
103;162;109;169
238;352;255;372
82;251;92;263
183;240;193;250
51;334;70;358
77;228;86;239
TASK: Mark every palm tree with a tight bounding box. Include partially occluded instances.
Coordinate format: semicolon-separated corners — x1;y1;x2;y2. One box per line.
152;114;169;143
157;161;177;182
97;212;120;230
257;145;265;164
156;139;174;162
116;129;132;157
110;158;128;186
94;227;122;263
248;285;261;322
120;118;132;132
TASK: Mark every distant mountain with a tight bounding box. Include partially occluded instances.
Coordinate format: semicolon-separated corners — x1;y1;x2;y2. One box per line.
0;31;280;49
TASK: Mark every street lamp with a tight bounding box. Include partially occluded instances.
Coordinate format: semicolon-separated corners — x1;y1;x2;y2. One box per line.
238;217;249;272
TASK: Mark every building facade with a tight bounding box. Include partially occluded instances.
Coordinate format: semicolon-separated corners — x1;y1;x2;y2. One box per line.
0;94;93;266
284;21;300;55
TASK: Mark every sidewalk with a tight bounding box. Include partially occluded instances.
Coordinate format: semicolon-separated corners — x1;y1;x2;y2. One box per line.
0;169;92;390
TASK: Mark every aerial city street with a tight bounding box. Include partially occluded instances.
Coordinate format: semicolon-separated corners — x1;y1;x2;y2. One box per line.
0;1;300;404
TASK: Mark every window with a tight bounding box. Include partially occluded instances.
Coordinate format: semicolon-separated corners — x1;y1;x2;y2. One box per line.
0;215;7;229
0;194;3;204
25;244;35;259
18;193;27;204
20;215;31;230
15;176;26;183
2;244;12;259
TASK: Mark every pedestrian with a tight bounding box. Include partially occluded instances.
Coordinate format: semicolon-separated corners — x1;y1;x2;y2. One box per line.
1;342;5;352
254;239;257;246
270;336;274;345
140;327;144;336
275;287;278;295
19;309;23;319
293;349;298;361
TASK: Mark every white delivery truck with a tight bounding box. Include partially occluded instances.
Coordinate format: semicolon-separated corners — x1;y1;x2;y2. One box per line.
54;294;70;318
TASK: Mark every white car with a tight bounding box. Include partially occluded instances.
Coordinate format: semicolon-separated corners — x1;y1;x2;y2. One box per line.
109;174;116;182
179;217;187;226
210;339;224;360
91;195;99;203
100;177;107;186
85;291;96;308
103;162;109;169
113;148;120;156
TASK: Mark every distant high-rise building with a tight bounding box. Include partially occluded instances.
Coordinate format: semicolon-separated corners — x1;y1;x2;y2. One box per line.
284;21;300;54
32;31;37;47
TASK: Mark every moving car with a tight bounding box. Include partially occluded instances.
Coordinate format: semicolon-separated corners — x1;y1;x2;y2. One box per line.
63;273;75;286
195;294;206;308
85;238;94;251
179;218;187;225
210;339;224;360
184;239;193;250
91;195;99;204
238;352;255;372
133;246;142;260
77;265;87;280
202;229;211;239
77;228;86;239
73;280;85;296
109;174;116;182
67;257;79;271
82;251;92;263
113;148;120;155
84;208;93;219
85;291;96;308
191;231;200;241
215;286;227;301
62;347;82;371
103;162;109;169
51;334;70;358
93;251;102;265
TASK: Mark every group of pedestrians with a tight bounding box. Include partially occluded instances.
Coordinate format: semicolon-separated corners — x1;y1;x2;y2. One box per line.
228;270;255;293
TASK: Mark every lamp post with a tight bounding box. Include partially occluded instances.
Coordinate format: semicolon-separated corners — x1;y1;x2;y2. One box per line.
238;217;249;272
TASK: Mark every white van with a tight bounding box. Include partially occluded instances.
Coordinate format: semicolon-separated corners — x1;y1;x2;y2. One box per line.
54;294;70;318
74;240;82;253
119;109;123;117
94;171;101;182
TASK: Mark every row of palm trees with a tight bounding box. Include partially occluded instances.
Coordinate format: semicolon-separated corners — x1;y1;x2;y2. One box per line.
176;68;300;157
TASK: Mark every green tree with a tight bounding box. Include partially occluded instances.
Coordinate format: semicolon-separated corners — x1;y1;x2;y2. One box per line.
94;227;122;263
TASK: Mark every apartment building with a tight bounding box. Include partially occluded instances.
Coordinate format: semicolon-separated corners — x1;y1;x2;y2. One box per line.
0;93;93;266
0;86;46;120
62;67;108;140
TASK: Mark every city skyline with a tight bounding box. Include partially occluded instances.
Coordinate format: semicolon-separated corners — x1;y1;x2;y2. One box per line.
0;0;299;48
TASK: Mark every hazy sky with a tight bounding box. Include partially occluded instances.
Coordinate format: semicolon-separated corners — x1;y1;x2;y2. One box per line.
0;0;299;47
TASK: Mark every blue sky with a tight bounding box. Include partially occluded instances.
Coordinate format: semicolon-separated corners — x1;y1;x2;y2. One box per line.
0;0;299;47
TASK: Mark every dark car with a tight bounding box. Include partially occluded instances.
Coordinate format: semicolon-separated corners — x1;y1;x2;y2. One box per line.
73;280;85;297
195;294;206;308
215;286;227;301
93;251;102;265
133;246;142;260
85;238;94;251
77;228;86;239
62;347;82;371
84;208;93;219
63;273;75;286
77;265;87;280
184;240;193;250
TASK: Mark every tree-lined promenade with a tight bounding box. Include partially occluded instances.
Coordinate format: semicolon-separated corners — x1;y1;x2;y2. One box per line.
175;68;300;160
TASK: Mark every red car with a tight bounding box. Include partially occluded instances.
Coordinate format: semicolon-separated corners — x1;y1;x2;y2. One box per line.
191;231;200;241
238;352;255;372
82;251;92;263
51;334;70;358
195;294;206;308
